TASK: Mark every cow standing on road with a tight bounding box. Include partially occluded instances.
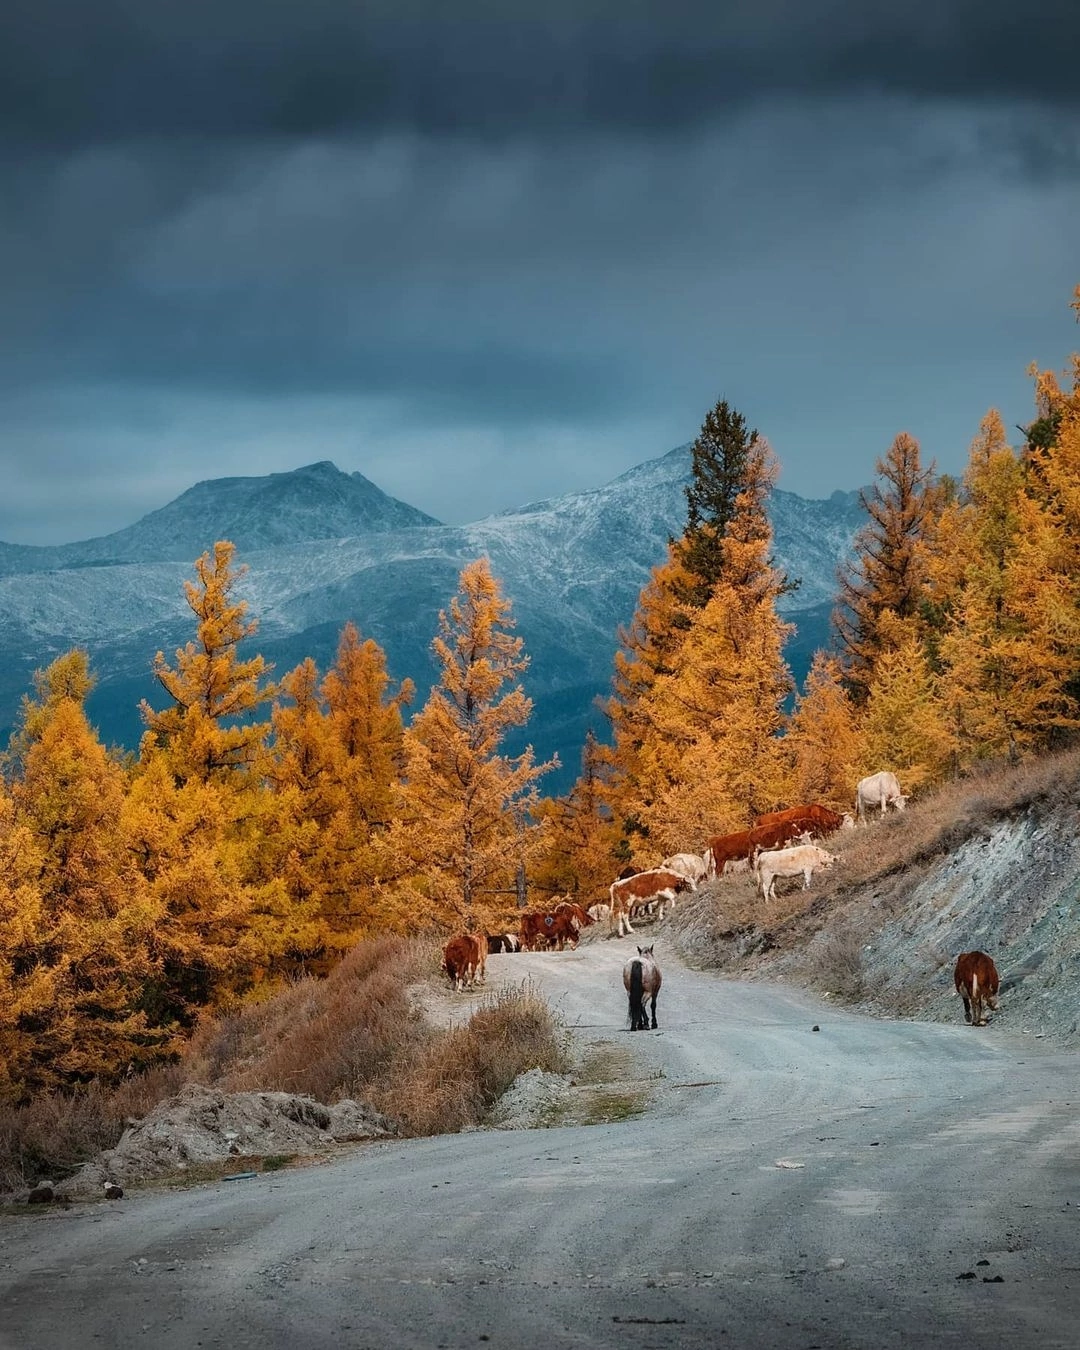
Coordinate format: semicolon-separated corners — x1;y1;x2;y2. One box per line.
954;951;1000;1026
442;934;486;991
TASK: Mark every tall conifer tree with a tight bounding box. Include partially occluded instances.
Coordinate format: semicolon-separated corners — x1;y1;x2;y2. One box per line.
834;432;938;701
397;559;555;927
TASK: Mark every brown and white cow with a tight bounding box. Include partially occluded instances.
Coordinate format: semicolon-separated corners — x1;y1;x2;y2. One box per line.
487;932;522;954
754;843;837;903
554;900;593;931
855;771;908;821
609;869;694;937
954;950;1000;1026
442;933;486;990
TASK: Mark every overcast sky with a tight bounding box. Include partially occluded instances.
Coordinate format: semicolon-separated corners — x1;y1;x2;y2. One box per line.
3;1;1078;544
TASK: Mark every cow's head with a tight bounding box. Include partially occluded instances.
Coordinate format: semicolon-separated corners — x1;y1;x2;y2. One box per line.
895;795;908;811
840;812;856;830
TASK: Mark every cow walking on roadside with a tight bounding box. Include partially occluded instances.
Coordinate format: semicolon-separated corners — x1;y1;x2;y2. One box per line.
442;934;486;991
954;951;1000;1026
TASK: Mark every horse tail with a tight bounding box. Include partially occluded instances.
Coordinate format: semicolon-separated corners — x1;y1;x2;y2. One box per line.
629;959;644;1028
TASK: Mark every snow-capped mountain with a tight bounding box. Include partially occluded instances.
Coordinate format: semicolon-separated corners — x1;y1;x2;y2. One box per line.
0;449;864;792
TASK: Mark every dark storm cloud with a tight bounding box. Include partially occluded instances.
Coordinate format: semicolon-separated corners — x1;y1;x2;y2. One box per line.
3;1;1079;149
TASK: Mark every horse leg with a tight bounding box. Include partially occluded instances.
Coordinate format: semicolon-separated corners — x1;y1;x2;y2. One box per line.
650;992;658;1029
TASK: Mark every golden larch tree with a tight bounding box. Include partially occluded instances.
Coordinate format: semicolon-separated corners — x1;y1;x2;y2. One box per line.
396;558;555;930
140;541;275;783
531;731;623;906
8;654;164;1091
629;439;794;851
782;652;865;810
860;621;955;792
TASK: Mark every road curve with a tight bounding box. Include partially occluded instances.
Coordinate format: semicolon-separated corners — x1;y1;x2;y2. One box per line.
3;939;1079;1349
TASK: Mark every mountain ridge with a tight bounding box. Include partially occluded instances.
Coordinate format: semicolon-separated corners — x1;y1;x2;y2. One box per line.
0;447;865;792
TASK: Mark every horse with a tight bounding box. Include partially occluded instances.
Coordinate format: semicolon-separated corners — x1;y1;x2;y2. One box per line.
623;944;662;1031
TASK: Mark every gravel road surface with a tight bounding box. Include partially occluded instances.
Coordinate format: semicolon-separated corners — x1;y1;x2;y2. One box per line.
3;940;1079;1349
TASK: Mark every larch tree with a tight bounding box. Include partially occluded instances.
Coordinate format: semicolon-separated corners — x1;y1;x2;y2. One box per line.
0;785;47;1101
396;558;555;929
121;754;273;1026
531;731;623;905
932;412;1045;764
834;432;938;701
140;541;275;784
602;545;694;847
629;438;794;851
133;543;313;1013
782;652;865;811
859;620;955;792
8;654;164;1090
263;625;413;959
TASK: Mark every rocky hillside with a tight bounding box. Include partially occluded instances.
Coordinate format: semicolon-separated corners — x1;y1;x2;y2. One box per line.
669;750;1080;1047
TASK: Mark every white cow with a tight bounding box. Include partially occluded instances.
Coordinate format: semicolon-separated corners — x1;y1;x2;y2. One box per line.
855;771;908;821
754;844;837;903
659;852;711;886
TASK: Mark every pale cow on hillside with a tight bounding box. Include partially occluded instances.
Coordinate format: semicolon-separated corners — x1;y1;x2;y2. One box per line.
855;771;908;821
754;844;837;903
659;853;711;886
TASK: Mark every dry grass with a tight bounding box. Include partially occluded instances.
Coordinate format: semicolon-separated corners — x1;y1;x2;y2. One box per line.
0;935;569;1192
378;981;569;1136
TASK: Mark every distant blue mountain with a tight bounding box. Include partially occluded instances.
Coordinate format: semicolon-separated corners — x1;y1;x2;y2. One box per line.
0;449;863;794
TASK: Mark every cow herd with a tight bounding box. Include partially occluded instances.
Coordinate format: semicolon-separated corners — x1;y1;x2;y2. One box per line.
438;772;1005;1030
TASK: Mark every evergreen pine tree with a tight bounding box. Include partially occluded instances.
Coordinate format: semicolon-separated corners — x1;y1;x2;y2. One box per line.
834;432;938;701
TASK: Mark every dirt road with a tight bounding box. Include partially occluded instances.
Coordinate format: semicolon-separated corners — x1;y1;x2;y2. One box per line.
3;940;1080;1349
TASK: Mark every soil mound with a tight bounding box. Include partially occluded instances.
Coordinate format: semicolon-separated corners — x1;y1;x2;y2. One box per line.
54;1084;394;1198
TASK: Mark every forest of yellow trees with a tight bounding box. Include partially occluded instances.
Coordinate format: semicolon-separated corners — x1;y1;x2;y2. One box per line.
1;287;1077;1103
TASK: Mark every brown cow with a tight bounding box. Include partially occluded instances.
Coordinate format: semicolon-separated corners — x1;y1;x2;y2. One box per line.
755;803;848;836
519;908;581;951
442;933;486;991
707;820;813;875
954;951;1000;1026
609;869;693;937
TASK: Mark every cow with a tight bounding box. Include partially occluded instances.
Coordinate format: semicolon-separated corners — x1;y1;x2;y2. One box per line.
554;900;593;931
755;803;847;836
659;852;711;886
754;843;837;903
587;902;611;923
486;932;521;954
954;951;1000;1026
855;771;908;821
707;819;815;875
519;907;581;951
442;933;486;991
609;869;694;937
